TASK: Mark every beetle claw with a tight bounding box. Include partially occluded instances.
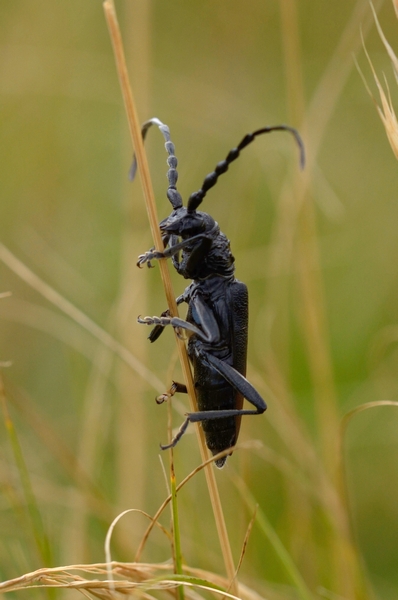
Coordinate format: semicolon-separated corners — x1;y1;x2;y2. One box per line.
137;315;153;325
156;393;169;404
156;381;181;405
175;327;185;340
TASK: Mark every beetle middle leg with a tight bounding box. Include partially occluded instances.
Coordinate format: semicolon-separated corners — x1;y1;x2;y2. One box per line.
145;292;187;343
138;292;219;344
138;314;209;342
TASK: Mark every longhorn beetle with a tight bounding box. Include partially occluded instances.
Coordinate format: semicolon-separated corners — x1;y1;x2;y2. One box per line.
135;118;305;467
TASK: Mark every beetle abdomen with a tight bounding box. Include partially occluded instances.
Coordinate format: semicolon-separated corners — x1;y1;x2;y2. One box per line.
197;384;237;468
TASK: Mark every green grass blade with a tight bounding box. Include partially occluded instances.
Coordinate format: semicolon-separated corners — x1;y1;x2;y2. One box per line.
170;457;185;600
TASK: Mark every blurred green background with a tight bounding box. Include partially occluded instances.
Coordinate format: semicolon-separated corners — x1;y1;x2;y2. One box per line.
1;0;398;598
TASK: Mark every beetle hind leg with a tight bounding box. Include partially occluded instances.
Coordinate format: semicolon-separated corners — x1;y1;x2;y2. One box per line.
159;416;190;451
156;381;187;404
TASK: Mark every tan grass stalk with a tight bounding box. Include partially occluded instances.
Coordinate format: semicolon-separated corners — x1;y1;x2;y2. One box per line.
103;0;237;593
0;562;247;600
227;505;258;592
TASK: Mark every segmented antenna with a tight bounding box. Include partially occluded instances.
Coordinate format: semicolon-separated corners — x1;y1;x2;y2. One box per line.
130;118;183;209
187;125;305;212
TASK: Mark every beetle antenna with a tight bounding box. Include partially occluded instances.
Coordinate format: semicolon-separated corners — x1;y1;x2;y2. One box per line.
187;125;305;212
130;118;183;209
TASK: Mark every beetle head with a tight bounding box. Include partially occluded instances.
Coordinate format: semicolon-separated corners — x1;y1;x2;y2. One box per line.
160;207;216;239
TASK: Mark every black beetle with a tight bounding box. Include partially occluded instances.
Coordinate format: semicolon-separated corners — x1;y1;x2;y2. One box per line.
135;118;304;467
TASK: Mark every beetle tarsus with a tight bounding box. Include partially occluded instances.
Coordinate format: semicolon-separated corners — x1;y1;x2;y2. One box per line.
160;416;190;450
137;249;165;268
156;381;187;404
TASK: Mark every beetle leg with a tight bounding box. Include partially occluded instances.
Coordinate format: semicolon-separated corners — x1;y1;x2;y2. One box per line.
189;294;221;344
154;352;266;451
185;236;213;274
204;352;267;414
147;293;187;343
170;234;181;272
137;233;211;268
137;234;170;268
156;381;187;404
137;248;164;268
160;417;190;450
139;291;221;345
148;309;170;343
160;352;267;449
156;381;190;449
138;315;202;341
138;314;213;343
182;383;265;433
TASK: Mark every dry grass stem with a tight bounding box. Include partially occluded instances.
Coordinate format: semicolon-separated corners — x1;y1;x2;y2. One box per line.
227;504;258;593
0;562;254;600
362;4;398;161
371;2;398;79
104;508;172;593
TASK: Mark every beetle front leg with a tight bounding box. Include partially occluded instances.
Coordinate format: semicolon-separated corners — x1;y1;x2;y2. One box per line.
137;233;210;269
137;234;171;268
137;248;165;269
